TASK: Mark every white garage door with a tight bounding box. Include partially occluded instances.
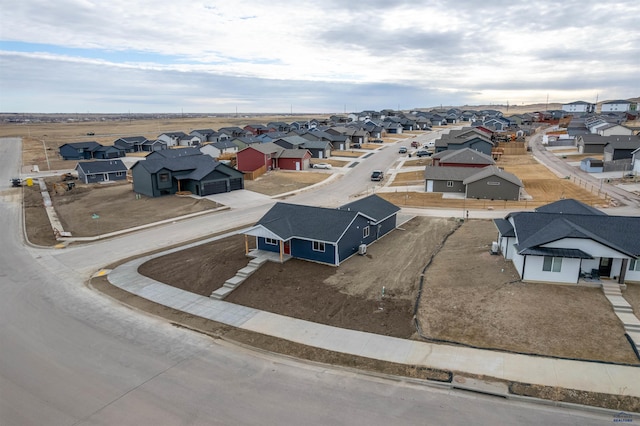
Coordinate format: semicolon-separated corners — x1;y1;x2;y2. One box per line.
426;180;434;192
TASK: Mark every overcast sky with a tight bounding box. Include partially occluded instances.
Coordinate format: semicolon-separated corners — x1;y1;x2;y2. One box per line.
1;0;638;113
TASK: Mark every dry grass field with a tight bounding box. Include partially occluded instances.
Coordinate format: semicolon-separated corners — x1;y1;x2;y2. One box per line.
0;115;328;171
245;171;328;196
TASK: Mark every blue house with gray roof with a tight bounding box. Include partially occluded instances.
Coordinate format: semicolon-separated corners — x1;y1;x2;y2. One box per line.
243;195;400;265
494;199;640;284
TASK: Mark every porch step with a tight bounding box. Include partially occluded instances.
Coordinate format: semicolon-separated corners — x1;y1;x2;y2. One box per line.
223;275;245;288
249;256;268;267
236;265;258;278
605;295;633;311
210;286;234;300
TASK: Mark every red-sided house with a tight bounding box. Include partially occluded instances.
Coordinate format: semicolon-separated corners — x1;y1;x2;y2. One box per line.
236;143;281;172
236;142;312;172
278;149;312;171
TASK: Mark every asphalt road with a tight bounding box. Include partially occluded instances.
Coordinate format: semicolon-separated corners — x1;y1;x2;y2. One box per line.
0;136;612;425
529;130;640;208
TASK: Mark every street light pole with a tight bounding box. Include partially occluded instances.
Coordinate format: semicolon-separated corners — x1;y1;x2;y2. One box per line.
41;139;50;170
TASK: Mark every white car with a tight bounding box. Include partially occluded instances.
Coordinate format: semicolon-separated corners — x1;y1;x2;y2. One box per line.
313;163;332;169
423;141;435;148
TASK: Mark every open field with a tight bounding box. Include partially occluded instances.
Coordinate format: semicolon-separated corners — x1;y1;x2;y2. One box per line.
391;170;425;186
402;158;432;167
331;150;365;158
0;115;328;171
624;284;640;315
309;158;349;168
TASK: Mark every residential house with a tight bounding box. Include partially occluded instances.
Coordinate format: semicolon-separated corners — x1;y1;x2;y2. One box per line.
434;134;494;156
576;134;610;154
190;129;217;142
113;136;148;153
92;145;125;159
199;140;238;159
243;195;400;266
236;142;311;172
59;141;103;160
267;122;291;132
493;199;640;284
301;139;332;159
230;136;262;150
139;139;168;152
597;123;633;137
131;152;244;197
424;165;522;200
218;127;251;138
632;147;640;174
157;132;188;147
562;101;595;114
601;100;634;113
603;137;640;162
431;148;495;168
75;159;128;184
244;124;275;135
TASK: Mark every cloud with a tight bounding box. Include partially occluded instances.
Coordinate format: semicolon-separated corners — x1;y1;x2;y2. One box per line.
1;0;639;112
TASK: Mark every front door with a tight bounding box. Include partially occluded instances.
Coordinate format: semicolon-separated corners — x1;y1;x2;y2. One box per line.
599;257;613;277
283;241;290;255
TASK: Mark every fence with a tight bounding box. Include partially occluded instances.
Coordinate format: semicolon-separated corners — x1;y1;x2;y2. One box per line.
603;159;632;173
496;141;527;155
243;165;267;181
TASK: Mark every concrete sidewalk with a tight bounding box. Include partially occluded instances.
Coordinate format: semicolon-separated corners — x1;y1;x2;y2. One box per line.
106;238;640;399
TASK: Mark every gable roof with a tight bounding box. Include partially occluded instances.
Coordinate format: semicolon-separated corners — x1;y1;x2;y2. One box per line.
76;159;127;174
424;166;479;181
147;147;202;159
133;153;236;181
536;199;605;215
506;209;640;257
338;194;400;223
462;166;523;187
61;141;102;151
255;203;359;243
435;148;495;165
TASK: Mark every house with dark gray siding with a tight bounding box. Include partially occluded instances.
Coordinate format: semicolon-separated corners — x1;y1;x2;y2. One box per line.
243;195;399;266
59;141;103;160
75;159;128;184
425;166;522;200
131;151;243;197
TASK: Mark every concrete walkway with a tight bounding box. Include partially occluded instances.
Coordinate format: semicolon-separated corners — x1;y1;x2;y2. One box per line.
602;281;640;350
106;239;640;399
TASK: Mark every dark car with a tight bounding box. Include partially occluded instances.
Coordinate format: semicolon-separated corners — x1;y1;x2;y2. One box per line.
371;139;383;143
370;170;384;181
416;150;432;157
351;143;361;149
411;141;419;148
398;146;407;154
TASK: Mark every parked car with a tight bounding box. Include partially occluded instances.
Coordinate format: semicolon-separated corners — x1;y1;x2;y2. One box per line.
416;150;432;157
371;139;383;143
423;141;435;148
370;170;384;181
398;146;407;154
351;143;362;149
86;132;95;136
313;163;332;169
411;141;419;148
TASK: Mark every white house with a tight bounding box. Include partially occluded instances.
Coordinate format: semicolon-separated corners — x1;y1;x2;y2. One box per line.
199;140;238;159
601;100;634;113
562;101;595;114
494;199;640;285
632;147;640;174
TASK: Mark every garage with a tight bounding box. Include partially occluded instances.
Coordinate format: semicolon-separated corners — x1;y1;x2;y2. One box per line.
230;177;243;191
202;180;228;195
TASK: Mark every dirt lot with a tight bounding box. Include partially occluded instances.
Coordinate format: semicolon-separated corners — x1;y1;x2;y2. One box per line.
23;180;219;244
140;216;459;338
245;170;329;196
624;283;640;315
417;220;639;364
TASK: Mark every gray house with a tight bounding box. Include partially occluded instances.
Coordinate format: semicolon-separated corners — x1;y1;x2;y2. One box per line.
434;134;494;156
131;152;244;197
463;166;523;201
425;165;522;200
603;137;640;162
75;159;128;184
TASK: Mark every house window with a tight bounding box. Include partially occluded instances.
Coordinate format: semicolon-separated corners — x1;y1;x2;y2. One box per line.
313;241;325;252
542;256;562;272
487;181;501;186
447;181;454;187
630;259;640;271
159;173;170;183
116;172;124;177
363;226;370;238
265;238;278;245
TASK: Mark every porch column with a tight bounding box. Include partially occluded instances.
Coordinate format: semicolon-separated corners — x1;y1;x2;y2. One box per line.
619;259;629;284
245;234;249;255
279;241;284;263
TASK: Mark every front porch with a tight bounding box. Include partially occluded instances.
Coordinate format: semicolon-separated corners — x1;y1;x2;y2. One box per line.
247;249;292;264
